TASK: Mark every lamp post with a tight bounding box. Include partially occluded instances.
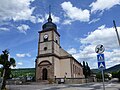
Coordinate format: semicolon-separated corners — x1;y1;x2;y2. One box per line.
113;20;120;46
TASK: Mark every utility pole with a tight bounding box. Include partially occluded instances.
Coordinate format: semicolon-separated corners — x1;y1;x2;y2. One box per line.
113;20;120;46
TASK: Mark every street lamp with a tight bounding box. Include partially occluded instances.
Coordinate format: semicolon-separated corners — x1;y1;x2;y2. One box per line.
113;20;120;46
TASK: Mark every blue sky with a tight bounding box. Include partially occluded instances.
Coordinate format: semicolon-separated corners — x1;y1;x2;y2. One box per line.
0;0;120;69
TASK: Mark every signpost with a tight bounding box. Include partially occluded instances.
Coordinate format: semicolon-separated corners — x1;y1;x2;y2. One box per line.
95;44;105;90
113;20;120;46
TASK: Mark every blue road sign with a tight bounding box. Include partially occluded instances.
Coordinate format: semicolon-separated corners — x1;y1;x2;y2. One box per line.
98;61;106;70
97;54;104;62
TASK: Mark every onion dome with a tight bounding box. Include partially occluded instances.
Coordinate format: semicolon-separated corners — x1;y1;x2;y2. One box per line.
42;14;57;31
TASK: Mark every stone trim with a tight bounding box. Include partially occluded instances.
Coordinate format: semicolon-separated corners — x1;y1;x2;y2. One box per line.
38;29;60;37
38;60;52;66
37;33;40;56
35;59;37;81
51;56;54;79
37;53;82;67
37;53;72;60
70;58;73;78
39;40;60;47
52;30;54;53
56;77;84;79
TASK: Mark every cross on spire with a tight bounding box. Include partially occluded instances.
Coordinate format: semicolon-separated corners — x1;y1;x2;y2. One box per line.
48;5;52;22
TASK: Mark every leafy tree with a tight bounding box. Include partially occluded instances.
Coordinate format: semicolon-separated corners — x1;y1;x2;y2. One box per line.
112;72;118;78
0;49;16;90
96;72;109;81
112;70;120;82
117;70;120;82
96;73;102;80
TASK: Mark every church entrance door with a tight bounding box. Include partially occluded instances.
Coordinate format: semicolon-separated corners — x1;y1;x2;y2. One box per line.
42;68;47;80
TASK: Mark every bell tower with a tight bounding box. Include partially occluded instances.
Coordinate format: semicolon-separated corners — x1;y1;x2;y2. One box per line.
36;8;60;81
38;11;60;56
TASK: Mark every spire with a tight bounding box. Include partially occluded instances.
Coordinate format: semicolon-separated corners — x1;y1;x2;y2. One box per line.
42;5;57;31
48;5;52;22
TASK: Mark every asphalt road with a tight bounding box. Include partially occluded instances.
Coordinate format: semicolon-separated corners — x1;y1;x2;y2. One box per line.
7;82;120;90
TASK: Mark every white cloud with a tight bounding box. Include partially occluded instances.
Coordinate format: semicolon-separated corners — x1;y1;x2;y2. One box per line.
17;62;23;65
0;27;9;31
16;53;31;58
26;53;31;57
67;48;77;54
98;25;105;29
88;18;100;24
62;19;73;25
71;25;120;68
16;54;25;58
10;66;16;69
90;0;120;13
0;0;36;23
45;14;60;23
61;1;90;24
80;25;120;49
31;14;45;23
37;18;45;23
17;24;30;34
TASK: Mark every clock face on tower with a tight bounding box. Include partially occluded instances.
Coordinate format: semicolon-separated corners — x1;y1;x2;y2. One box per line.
44;34;48;41
44;34;48;39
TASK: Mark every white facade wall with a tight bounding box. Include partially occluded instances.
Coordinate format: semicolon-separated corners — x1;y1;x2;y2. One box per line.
54;57;61;78
60;59;71;78
39;42;52;54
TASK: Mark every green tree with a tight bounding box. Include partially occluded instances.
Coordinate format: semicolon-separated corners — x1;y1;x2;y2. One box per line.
112;72;118;78
96;73;102;79
117;70;120;82
0;49;16;90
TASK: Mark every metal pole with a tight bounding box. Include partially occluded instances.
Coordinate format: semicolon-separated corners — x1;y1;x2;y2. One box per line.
113;20;120;46
102;70;105;90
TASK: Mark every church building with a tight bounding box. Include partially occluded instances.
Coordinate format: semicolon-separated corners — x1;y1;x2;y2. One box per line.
35;12;84;81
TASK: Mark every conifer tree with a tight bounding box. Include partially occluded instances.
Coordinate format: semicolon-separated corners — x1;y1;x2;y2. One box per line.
83;61;87;78
83;61;91;78
86;62;91;77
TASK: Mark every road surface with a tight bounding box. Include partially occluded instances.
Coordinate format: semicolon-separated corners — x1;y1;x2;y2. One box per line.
7;82;120;90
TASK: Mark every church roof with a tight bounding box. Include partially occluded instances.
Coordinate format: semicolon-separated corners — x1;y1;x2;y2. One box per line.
60;48;72;57
60;47;83;67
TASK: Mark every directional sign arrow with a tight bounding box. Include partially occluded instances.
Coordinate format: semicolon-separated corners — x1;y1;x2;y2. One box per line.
98;61;106;70
99;63;104;68
97;54;104;61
